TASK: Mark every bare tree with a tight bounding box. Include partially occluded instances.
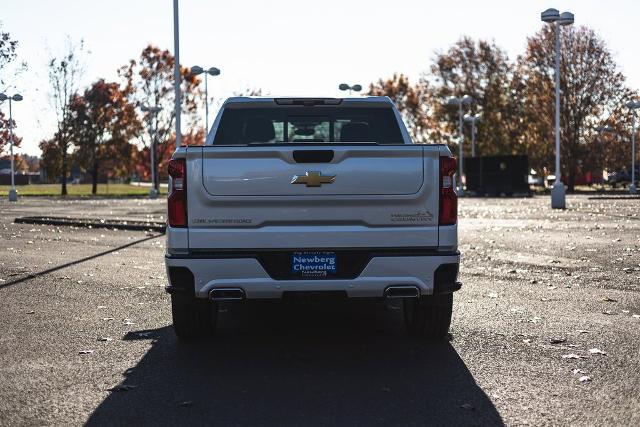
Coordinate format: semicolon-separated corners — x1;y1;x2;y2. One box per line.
0;24;27;90
48;38;85;195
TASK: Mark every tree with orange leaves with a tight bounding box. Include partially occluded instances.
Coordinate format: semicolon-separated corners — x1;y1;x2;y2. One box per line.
0;110;22;156
69;79;141;194
368;74;437;144
119;45;203;182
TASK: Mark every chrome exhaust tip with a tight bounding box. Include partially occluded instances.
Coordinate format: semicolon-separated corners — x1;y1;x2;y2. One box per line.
209;288;246;301
384;285;420;298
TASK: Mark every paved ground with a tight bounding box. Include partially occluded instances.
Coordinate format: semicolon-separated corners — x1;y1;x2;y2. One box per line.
0;195;638;426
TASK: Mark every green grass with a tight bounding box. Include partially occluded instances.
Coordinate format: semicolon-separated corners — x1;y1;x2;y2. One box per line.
0;183;168;197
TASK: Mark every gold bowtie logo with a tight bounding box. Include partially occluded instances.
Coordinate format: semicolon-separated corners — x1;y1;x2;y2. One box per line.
291;171;336;187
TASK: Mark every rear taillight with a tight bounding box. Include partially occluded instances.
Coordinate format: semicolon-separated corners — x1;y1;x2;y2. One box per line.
439;156;458;226
168;158;187;227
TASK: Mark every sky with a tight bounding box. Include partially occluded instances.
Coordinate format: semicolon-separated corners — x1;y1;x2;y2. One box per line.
2;0;639;155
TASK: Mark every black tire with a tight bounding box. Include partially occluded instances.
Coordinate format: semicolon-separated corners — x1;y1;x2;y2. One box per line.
403;293;453;339
171;294;216;340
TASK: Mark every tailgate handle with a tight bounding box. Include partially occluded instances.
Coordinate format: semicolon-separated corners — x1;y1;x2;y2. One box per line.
293;150;334;163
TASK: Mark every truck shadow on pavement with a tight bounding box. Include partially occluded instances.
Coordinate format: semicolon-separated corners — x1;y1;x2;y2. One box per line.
87;299;503;426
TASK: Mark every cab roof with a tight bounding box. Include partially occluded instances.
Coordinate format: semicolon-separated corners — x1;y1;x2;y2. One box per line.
222;96;395;108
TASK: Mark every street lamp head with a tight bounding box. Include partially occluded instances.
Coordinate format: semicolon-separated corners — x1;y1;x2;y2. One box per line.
0;93;22;102
141;105;161;113
558;11;574;26
541;8;560;23
351;84;362;92
462;95;474;105
190;65;204;76
464;114;482;123
596;125;614;133
626;100;640;110
339;83;350;91
207;67;220;76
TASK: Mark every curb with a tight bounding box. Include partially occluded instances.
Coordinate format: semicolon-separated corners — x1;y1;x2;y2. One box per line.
587;196;640;200
14;216;166;233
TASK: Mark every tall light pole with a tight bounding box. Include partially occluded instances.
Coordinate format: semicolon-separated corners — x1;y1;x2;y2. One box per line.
141;105;161;199
173;0;182;147
0;92;23;202
447;95;474;196
339;83;362;96
464;114;482;157
541;8;574;209
191;66;220;132
626;101;640;194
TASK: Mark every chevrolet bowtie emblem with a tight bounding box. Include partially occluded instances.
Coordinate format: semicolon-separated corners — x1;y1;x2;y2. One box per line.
291;171;336;187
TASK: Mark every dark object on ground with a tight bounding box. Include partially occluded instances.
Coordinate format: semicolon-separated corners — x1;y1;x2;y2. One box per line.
14;216;166;232
465;155;531;196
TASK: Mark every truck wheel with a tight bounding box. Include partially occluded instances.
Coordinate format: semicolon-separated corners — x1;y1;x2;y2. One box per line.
171;294;216;340
403;293;453;339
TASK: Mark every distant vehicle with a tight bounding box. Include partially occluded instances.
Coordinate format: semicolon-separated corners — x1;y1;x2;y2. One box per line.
164;96;461;340
528;170;544;186
605;167;639;187
545;175;556;188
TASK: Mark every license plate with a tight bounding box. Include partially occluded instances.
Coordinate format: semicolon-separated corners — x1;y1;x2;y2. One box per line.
291;251;337;278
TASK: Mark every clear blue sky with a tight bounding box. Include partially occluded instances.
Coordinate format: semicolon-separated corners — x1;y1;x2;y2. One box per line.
2;0;639;155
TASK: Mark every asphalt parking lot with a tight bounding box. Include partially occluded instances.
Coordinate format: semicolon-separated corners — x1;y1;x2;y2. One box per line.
0;195;639;426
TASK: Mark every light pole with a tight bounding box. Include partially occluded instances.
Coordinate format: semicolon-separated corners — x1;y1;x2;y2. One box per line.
191;65;220;132
464;114;482;157
141;105;161;199
541;8;574;209
339;83;362;96
447;95;474;196
626;101;640;194
173;0;182;147
0;92;23;202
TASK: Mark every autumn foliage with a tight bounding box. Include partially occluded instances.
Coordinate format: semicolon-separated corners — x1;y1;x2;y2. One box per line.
0;110;22;155
40;44;205;191
18;27;640;193
370;28;639;190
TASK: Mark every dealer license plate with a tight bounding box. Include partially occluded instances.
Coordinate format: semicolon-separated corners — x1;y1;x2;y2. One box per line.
291;251;337;278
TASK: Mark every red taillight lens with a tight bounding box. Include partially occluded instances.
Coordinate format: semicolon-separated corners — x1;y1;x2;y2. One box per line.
168;159;187;227
439;156;458;226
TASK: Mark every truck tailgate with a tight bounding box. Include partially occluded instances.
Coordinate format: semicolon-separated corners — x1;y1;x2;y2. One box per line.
186;144;441;249
201;146;423;196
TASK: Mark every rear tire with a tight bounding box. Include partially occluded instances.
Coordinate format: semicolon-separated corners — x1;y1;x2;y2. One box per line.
403;293;453;339
171;294;216;340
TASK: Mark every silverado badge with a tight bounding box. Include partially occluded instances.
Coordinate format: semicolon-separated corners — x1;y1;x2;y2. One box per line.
291;171;336;187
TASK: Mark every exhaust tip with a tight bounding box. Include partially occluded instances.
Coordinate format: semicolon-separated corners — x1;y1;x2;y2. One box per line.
384;285;420;299
209;288;246;301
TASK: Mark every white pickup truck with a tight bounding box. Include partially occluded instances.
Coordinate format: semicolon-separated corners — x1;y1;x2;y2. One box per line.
165;96;460;339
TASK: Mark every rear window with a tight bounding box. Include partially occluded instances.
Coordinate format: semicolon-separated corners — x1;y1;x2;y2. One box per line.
212;107;404;145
